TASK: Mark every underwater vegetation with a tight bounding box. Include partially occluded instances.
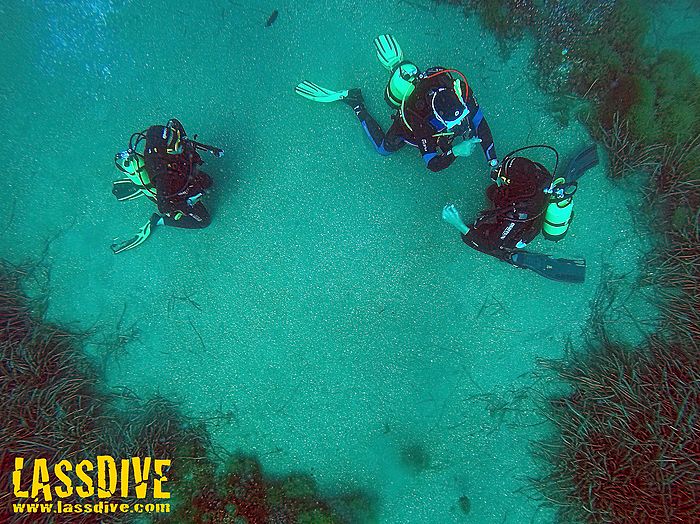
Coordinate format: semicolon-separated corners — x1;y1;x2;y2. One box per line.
441;0;700;177
434;1;700;521
534;337;700;523
157;453;376;524
0;261;211;523
0;262;373;523
447;0;538;51
1;262;125;522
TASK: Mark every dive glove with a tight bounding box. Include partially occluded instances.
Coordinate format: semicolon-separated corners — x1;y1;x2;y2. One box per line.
452;137;482;157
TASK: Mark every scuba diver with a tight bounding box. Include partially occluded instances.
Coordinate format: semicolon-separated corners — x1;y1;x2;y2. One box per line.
111;118;224;254
295;34;499;174
442;144;599;283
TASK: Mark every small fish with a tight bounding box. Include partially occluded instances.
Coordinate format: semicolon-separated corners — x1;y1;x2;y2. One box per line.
265;9;278;27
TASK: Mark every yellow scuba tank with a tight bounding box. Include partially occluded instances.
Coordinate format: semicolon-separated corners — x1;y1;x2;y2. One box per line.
543;177;577;241
374;34;418;109
114;150;155;196
385;62;419;109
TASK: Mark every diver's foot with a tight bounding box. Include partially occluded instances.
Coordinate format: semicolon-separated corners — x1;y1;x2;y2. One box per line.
343;88;365;113
150;213;165;227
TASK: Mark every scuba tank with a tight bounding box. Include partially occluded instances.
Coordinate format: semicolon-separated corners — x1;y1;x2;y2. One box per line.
494;145;560;228
542;144;599;240
496;145;582;242
114;129;157;198
114;149;153;192
374;35;419;109
543;178;577;241
498;145;578;241
374;35;471;140
385;61;419;108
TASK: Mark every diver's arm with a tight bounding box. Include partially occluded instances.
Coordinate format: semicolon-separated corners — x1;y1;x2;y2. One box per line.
442;204;470;235
445;204;527;262
419;129;457;172
153;173;187;216
425;151;458;172
156;192;186;217
465;90;498;168
184;142;204;166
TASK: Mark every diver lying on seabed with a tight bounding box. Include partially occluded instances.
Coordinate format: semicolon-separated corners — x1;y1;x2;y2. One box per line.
296;34;499;175
442;144;599;283
111;118;224;254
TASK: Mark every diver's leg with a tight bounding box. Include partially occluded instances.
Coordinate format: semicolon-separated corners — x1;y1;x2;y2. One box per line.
188;203;211;229
343;89;393;156
160;203;211;229
192;171;213;191
382;119;407;152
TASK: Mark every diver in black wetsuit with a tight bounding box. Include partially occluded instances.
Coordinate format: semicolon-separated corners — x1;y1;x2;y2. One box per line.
343;67;498;174
442;145;596;283
111;118;224;254
295;35;499;176
443;155;553;261
142;120;214;230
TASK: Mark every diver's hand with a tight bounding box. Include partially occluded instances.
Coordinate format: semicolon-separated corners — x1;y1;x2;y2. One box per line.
489;159;503;185
187;193;203;207
442;204;470;235
452;137;482;158
442;204;461;225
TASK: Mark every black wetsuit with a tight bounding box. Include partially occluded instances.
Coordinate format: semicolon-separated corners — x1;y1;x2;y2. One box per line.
143;126;213;229
350;67;497;171
461;157;552;261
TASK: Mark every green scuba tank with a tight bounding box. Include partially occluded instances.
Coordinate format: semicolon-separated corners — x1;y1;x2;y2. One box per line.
373;35;418;109
385;61;419;109
115;150;152;190
543;177;576;241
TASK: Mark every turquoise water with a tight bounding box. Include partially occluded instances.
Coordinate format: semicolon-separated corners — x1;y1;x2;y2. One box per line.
1;0;682;522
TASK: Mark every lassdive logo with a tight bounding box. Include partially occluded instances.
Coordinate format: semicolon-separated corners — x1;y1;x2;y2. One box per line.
500;221;515;240
9;456;171;515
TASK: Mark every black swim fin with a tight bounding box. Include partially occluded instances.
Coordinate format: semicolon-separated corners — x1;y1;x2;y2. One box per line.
562;144;598;183
112;179;144;201
509;251;586;283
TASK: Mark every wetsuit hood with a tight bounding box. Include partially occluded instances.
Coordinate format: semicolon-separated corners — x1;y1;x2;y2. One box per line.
145;120;184;155
145;125;170;153
491;157;552;209
432;88;467;127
